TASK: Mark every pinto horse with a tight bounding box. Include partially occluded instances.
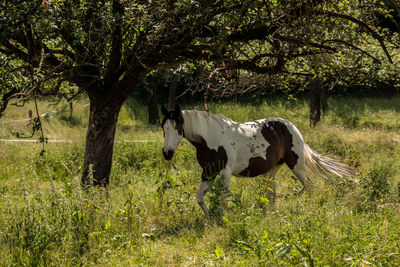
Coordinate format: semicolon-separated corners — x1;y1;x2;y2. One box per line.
161;105;356;217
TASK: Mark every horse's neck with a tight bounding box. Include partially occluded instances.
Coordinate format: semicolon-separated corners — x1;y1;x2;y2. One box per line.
182;111;219;143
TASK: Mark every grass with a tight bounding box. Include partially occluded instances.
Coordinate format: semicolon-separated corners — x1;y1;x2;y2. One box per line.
1;96;400;265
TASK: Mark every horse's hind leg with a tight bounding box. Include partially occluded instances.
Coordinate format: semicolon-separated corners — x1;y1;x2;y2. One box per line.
265;165;281;204
291;158;312;192
284;124;313;192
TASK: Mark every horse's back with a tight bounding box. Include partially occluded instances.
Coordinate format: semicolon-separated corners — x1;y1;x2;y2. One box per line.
230;118;305;177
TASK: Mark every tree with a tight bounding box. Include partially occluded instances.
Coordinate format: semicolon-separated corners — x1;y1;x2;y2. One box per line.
0;0;395;186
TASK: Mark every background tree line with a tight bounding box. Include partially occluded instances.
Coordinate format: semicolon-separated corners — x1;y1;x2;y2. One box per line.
1;0;399;186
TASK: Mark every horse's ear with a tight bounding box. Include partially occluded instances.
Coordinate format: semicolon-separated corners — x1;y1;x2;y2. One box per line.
174;104;181;115
161;106;168;117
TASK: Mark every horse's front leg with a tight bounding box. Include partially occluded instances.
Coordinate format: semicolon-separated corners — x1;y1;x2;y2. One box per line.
221;168;232;208
196;179;211;219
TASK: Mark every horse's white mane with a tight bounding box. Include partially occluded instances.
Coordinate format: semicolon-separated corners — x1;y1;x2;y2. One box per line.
181;110;234;142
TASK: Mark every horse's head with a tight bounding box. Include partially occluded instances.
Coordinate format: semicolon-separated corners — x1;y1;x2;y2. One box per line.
161;104;184;160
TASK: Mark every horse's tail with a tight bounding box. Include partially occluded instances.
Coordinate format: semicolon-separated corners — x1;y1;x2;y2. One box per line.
303;144;358;182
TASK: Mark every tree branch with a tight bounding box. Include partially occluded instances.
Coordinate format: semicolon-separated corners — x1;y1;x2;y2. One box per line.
104;0;124;83
0;89;18;118
3;40;29;62
322;39;381;63
225;56;285;75
322;11;393;63
275;34;337;52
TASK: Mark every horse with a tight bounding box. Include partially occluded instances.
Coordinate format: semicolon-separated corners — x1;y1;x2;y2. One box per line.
161;104;356;218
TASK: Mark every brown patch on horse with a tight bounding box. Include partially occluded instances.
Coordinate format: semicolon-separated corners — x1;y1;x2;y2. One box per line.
189;137;228;181
239;156;279;177
176;117;184;135
239;120;299;177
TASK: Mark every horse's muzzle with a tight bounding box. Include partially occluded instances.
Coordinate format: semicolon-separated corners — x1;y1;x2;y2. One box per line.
162;148;174;160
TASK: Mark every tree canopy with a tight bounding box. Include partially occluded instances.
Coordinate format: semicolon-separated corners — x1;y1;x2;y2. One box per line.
1;0;398;185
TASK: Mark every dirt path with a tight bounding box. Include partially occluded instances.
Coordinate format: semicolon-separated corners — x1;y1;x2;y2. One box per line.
0;110;65;124
1;108;157;143
0;139;156;143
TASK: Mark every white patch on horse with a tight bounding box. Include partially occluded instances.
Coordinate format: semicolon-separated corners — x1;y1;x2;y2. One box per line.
162;120;182;153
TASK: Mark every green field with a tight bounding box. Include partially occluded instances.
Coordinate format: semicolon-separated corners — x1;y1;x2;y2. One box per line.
1;97;400;266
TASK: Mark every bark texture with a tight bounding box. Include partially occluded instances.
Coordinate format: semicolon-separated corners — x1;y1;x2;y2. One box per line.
320;85;328;114
310;79;322;127
148;87;159;125
82;102;121;186
80;83;132;186
167;80;177;110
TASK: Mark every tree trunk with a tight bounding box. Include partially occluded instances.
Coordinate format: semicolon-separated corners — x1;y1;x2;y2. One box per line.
168;80;177;110
320;85;328;113
310;79;322;127
81;96;122;187
0;89;17;118
69;101;73;118
148;83;159;125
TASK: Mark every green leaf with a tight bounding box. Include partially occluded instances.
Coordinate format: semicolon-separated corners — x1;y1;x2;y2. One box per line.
105;217;111;230
259;195;270;205
235;240;254;251
214;245;224;259
276;243;292;257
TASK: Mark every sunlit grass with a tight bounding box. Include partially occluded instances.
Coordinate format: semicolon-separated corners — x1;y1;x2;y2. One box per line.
1;96;400;265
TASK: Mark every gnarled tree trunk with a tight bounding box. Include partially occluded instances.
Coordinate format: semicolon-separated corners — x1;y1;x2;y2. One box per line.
82;101;121;186
81;85;131;187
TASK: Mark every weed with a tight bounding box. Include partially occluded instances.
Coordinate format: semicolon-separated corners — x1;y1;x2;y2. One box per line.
361;156;397;206
34;146;84;181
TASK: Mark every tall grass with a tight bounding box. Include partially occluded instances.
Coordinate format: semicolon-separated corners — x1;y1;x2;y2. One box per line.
1;96;400;265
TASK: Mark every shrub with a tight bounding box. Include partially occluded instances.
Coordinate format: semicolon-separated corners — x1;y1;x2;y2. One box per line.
113;142;160;172
34;146;84;181
358;155;398;211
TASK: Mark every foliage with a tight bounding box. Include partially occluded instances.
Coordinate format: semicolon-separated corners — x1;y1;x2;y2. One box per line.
1;0;399;184
1;0;399;109
361;156;398;205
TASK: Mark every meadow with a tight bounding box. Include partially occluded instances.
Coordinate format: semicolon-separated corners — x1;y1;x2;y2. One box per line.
0;96;400;266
